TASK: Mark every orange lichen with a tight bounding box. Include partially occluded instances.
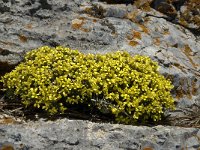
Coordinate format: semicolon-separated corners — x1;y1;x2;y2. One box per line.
0;117;16;124
132;30;142;40
129;40;139;47
93;19;97;23
71;18;91;32
1;145;14;150
19;35;28;43
143;147;153;150
127;30;142;40
71;19;85;30
182;45;197;69
126;11;138;22
78;16;86;20
153;38;160;46
139;24;149;34
26;23;32;29
80;28;91;32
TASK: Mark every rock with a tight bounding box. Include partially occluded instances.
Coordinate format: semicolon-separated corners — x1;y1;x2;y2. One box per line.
152;0;200;33
0;119;199;149
156;2;177;19
0;0;199;140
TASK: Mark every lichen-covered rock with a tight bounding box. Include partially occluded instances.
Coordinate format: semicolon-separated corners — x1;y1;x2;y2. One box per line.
0;119;199;150
152;0;200;32
0;0;199;129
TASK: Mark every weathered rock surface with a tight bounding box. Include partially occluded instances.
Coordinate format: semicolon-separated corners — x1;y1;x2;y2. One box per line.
0;118;200;150
0;0;199;115
152;0;200;33
0;0;200;149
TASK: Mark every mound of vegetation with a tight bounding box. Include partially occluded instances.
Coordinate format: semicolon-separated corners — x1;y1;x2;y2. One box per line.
0;46;175;124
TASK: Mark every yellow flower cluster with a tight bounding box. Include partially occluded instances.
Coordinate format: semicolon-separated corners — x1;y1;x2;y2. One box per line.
1;46;175;123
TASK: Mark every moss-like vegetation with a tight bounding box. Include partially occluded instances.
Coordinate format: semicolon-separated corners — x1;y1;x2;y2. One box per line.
0;46;175;124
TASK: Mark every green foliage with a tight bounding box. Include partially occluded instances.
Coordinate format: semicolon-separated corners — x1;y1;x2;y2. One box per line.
0;46;175;124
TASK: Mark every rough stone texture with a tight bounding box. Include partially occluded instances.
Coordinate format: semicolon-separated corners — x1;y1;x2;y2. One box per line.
0;0;200;149
0;118;200;150
0;0;199;115
151;0;200;33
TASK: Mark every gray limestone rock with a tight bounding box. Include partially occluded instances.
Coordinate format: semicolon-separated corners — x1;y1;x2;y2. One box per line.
0;0;200;148
0;119;199;150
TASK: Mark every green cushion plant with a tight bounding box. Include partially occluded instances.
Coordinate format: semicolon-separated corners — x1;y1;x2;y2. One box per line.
0;46;175;124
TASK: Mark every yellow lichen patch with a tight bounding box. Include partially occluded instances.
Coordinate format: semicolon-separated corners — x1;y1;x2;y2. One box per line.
18;35;28;43
153;38;161;46
71;18;85;30
129;40;139;47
